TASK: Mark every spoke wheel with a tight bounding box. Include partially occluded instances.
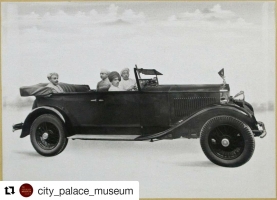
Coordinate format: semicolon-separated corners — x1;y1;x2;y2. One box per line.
30;114;68;156
208;125;244;160
200;116;255;167
36;122;60;150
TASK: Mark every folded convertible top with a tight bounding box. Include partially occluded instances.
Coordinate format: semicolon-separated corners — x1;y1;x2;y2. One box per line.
20;83;90;97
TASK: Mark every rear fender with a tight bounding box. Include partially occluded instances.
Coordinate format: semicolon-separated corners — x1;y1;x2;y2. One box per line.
20;106;74;138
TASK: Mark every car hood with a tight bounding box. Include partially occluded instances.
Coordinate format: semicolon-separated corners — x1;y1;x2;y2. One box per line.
142;84;229;92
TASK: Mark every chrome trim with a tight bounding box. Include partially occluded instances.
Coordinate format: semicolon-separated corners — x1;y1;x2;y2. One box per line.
234;91;245;101
257;121;267;138
69;134;140;140
12;122;23;132
220;99;228;104
42;133;49;140
220;89;230;104
221;138;230;147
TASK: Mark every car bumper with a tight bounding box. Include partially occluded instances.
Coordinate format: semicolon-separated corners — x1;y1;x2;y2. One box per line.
12;122;23;132
252;121;267;138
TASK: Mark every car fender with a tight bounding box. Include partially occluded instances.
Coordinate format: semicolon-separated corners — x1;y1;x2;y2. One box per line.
135;104;258;141
20;106;72;138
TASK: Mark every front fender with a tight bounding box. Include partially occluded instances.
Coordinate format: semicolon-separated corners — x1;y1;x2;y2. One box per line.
20;106;71;138
135;104;258;141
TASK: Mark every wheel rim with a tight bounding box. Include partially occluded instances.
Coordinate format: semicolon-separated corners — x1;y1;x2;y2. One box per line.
208;125;245;160
35;122;60;150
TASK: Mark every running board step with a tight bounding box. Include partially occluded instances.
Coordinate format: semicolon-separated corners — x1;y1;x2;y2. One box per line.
69;135;141;141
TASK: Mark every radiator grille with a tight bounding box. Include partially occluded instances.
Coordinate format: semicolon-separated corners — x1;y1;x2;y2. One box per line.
174;97;217;116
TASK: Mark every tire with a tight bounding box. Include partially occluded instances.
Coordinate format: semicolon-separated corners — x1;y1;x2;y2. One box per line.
200;115;255;167
30;114;68;156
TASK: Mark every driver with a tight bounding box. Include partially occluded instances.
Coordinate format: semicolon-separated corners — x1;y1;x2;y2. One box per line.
118;68;137;91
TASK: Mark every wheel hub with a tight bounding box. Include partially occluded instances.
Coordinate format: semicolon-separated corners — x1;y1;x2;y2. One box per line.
42;132;49;140
221;138;230;147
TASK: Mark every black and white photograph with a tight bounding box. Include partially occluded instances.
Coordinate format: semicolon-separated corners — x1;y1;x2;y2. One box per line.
1;1;276;198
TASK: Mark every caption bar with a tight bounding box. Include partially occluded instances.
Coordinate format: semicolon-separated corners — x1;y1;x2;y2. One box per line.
0;181;139;199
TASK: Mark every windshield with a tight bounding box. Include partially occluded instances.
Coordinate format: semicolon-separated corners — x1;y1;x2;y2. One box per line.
135;68;162;89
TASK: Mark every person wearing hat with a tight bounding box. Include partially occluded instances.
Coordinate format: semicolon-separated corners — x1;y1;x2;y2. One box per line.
97;69;111;91
46;72;64;93
108;71;124;91
118;68;137;91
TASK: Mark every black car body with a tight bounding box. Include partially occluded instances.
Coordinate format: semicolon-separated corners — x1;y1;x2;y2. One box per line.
13;67;266;167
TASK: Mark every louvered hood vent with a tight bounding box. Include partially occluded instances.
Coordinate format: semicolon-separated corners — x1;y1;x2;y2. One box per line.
174;97;217;116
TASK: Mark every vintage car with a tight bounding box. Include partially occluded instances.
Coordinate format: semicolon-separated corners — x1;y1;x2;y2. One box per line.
12;67;266;167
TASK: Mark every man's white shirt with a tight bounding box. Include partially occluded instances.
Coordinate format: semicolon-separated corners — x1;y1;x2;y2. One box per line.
118;78;136;91
46;82;64;93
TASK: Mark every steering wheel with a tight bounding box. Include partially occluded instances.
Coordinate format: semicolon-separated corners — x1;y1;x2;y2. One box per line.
146;78;157;86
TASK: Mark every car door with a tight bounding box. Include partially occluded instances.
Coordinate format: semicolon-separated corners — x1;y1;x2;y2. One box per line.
63;92;101;126
139;92;169;127
97;91;140;128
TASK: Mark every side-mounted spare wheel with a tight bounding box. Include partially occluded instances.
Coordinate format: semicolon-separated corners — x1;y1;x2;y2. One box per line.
200;115;255;167
30;114;68;156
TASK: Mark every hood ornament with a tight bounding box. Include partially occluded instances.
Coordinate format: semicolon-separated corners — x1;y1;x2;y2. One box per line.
218;68;226;87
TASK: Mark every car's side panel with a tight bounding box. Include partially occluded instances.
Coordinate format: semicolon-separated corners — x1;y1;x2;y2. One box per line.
96;92;141;127
169;92;220;124
169;106;258;139
36;95;64;109
36;92;142;136
62;92;100;126
36;95;81;128
135;104;258;141
139;93;169;127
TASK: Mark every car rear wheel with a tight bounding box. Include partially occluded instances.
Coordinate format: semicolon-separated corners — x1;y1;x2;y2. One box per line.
30;114;68;156
200;115;255;167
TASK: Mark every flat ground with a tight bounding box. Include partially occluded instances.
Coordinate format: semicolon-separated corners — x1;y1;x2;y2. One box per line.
2;108;276;198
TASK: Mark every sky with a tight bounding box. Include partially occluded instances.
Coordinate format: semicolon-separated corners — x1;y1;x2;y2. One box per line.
1;1;275;105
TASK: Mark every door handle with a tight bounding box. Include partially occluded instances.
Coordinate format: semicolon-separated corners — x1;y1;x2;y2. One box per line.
91;99;104;102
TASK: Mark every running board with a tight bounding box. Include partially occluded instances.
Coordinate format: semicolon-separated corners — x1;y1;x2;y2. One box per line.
69;135;141;141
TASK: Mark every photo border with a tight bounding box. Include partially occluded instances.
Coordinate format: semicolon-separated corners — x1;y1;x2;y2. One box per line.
0;1;276;200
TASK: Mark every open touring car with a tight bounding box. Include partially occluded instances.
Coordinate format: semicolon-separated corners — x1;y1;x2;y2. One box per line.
13;67;266;167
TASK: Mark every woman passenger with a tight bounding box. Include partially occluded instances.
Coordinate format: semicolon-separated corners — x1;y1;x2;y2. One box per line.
108;71;124;91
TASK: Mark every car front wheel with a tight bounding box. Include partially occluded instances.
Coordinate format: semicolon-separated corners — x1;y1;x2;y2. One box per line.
200;115;255;167
30;114;68;156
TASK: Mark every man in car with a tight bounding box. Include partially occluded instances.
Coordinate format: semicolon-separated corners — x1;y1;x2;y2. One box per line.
108;71;124;91
46;72;64;93
118;68;137;91
97;69;111;91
